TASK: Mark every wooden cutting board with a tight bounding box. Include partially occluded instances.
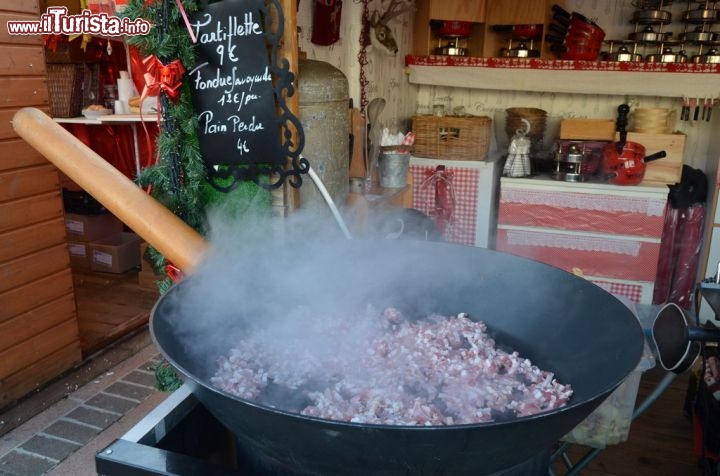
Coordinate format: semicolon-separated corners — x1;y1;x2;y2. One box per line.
349;107;366;179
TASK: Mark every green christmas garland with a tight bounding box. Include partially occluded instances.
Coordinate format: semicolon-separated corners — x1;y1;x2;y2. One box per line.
121;0;270;294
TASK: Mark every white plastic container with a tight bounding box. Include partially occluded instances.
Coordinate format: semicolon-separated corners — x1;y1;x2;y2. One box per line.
561;305;656;448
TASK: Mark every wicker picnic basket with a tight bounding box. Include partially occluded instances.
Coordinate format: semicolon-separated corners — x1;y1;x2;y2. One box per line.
46;63;84;118
412;115;492;161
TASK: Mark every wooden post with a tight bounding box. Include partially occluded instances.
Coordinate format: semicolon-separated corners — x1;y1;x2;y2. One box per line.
276;0;301;215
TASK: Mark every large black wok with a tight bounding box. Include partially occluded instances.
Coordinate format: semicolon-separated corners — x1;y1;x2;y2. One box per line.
150;239;643;475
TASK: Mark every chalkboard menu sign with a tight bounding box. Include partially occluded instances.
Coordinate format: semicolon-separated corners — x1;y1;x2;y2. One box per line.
188;0;307;191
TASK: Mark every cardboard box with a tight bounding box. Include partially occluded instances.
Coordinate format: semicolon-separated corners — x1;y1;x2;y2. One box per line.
559;119;616;141
89;232;142;274
67;241;90;270
65;212;124;242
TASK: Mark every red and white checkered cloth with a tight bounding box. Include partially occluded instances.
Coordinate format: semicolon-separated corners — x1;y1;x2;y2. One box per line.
410;165;479;246
590;279;644;304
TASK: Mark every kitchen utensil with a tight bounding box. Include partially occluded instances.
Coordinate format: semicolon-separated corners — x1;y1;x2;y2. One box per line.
692;48;720;63
151;239;643;475
365;97;386;187
13;106;644;475
603;104;666;185
680;27;718;43
682;7;720;23
552;141;595;182
547;5;605;60
349;107;366;179
431;20;473;38
435;37;468;56
645;47;687;63
628;26;673;42
632;107;674;133
603;142;666;185
491;24;544;40
632;9;672;24
652;300;720;373
604;46;643;62
512;23;543;39
500;42;540;58
552;4;599;28
503;118;532;177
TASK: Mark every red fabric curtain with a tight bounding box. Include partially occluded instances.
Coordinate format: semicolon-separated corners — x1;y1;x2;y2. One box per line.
62;122;158;180
653;204;707;309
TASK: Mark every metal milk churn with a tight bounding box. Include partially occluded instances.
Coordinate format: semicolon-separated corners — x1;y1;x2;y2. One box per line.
298;59;349;213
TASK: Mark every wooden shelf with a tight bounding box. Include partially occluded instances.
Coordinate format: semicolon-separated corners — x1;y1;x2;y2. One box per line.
405;56;720;97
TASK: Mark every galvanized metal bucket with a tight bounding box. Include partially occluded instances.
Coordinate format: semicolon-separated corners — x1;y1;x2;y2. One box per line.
378;152;410;188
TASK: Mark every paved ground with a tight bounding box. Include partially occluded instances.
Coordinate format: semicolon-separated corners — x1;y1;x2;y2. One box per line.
0;328;169;476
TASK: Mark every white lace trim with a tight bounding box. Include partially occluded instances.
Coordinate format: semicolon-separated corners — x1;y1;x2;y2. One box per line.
501;189;665;216
505;229;642;256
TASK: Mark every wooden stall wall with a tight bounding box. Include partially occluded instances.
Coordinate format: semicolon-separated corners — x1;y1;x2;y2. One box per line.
0;0;82;410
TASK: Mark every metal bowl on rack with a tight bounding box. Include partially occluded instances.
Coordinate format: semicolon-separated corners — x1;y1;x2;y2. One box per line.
499;42;541;58
646;46;688;63
603;45;644;62
682;7;720;24
631;0;674;8
629;26;673;42
631;9;673;25
691;48;720;63
680;28;719;44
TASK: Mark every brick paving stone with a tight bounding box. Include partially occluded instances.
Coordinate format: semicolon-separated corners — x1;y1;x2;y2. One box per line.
104;381;155;402
19;435;80;462
121;370;157;388
42;420;100;445
64;406;120;430
0;450;55;476
85;393;138;414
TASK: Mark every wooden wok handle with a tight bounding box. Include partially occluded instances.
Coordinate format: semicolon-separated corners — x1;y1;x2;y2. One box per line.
12;107;209;274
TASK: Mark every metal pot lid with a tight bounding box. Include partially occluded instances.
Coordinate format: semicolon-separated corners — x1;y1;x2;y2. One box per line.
632;9;672;25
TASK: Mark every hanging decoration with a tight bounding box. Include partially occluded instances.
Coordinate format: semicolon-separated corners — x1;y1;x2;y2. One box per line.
187;0;308;192
120;0;211;292
311;0;342;46
420;165;455;237
120;0;297;291
357;0;370;113
141;55;186;102
367;0;414;55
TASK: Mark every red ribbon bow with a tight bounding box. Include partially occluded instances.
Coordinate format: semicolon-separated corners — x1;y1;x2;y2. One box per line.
142;55;185;102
